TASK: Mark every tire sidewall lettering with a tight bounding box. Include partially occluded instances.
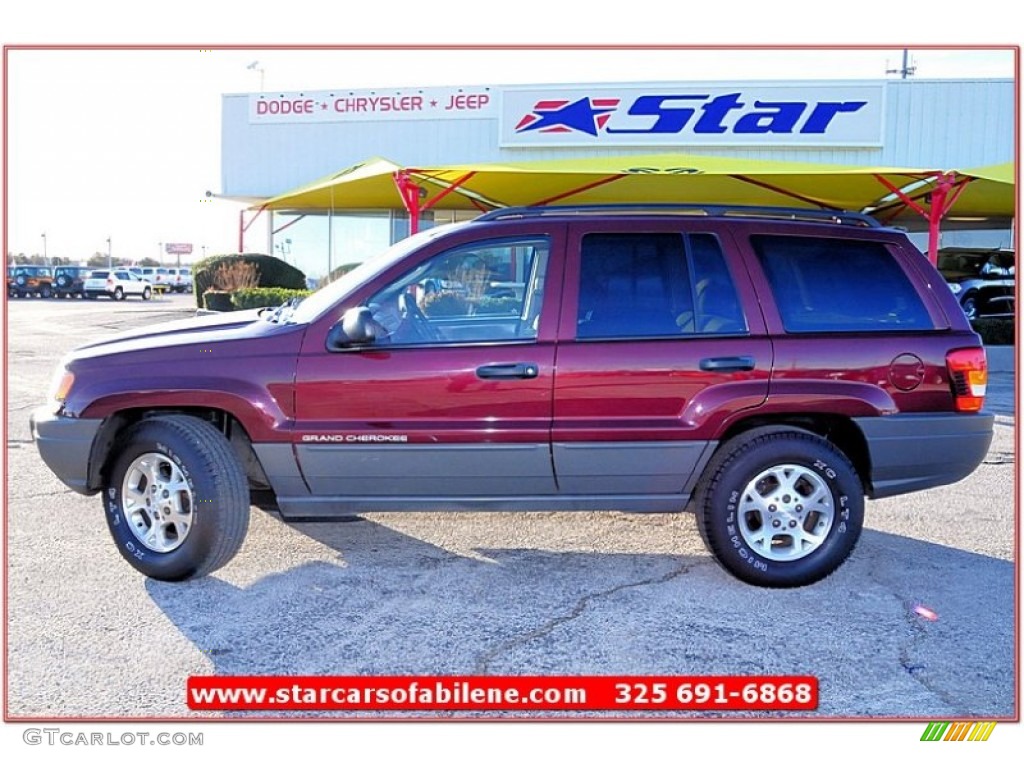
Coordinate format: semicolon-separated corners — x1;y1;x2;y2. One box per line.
702;434;864;587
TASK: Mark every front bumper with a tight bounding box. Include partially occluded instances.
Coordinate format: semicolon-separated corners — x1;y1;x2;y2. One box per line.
853;412;995;498
30;407;104;495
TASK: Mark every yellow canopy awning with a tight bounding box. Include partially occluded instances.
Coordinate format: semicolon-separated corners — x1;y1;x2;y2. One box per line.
258;153;1015;222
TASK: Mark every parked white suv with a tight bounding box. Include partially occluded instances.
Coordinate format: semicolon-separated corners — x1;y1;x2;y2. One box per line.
84;269;153;301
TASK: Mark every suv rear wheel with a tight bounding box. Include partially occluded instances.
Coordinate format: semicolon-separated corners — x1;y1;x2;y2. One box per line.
696;428;864;588
104;415;250;581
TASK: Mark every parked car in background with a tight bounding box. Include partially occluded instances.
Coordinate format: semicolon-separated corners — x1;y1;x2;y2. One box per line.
83;269;152;301
53;266;93;299
10;265;55;298
938;247;1015;319
169;267;193;293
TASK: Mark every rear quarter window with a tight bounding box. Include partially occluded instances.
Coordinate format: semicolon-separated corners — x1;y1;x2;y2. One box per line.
751;235;934;332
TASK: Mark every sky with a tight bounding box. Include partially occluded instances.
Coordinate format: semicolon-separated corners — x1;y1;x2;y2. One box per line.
4;46;1016;269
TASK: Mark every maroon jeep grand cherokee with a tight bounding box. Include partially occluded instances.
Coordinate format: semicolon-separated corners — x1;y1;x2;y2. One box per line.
31;205;993;587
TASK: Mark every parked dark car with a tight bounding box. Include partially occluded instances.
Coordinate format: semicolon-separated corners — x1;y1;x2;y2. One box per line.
10;265;54;298
938;247;1015;319
53;266;93;299
31;205;992;588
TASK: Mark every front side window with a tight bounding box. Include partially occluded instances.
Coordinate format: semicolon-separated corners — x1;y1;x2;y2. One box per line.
751;235;933;332
365;238;550;346
576;232;746;339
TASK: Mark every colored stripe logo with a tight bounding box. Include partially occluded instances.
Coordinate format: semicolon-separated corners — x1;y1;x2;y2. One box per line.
921;722;997;741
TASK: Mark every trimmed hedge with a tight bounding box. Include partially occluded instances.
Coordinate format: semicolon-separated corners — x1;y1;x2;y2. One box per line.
971;317;1015;346
192;253;306;308
231;287;312;310
203;291;234;312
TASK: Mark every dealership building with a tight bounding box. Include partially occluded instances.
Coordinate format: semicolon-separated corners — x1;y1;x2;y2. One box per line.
220;78;1015;278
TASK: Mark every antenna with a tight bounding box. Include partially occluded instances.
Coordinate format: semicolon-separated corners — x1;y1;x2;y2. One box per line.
886;49;916;79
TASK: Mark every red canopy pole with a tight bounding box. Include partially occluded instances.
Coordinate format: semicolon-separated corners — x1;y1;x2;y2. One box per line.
239;206;268;252
926;174;955;266
393;171;422;234
872;173;972;265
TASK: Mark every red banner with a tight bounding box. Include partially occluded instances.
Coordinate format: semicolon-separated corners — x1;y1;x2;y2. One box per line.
188;675;817;712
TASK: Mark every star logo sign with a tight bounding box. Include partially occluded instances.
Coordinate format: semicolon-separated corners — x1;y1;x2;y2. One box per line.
515;97;620;136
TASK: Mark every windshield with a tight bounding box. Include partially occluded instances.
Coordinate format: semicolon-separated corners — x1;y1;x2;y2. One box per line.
287;224;462;325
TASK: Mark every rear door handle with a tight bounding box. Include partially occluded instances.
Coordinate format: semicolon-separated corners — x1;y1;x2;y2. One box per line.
476;363;540;380
699;356;756;372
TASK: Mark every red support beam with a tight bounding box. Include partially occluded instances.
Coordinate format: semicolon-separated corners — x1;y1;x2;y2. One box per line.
272;214;307;235
872;173;973;264
393;171;423;234
421;172;477;211
239;206;267;252
731;175;838;210
529;174;626;206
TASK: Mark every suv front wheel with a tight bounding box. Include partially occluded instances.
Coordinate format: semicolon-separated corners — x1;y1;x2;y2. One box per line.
696;428;864;588
104;415;250;581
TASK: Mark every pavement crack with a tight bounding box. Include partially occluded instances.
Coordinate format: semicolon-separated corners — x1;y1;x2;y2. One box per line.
473;562;692;674
865;554;965;712
10;489;74;501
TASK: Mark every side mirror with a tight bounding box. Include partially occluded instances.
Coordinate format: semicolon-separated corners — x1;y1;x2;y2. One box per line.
327;306;376;349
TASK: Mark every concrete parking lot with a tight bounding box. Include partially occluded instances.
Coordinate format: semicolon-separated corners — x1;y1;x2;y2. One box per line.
3;293;1016;719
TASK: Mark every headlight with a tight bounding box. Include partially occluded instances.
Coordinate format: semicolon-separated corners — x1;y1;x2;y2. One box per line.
948;282;962;295
47;367;75;405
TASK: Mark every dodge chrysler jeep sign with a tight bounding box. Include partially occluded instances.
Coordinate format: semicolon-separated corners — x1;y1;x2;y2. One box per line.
501;83;884;147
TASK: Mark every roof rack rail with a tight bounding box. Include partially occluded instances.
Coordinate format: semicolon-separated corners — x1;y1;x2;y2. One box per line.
475;204;882;228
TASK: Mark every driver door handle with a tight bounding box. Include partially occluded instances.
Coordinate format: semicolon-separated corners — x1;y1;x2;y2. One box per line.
699;355;756;372
476;363;540;380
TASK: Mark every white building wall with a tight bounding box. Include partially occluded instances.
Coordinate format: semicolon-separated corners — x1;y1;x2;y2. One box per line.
221;78;1015;198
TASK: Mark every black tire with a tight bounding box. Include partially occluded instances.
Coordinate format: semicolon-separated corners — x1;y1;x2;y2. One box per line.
103;414;250;581
961;293;978;320
56;291;67;299
56;275;71;289
695;428;864;588
113;286;124;301
142;286;152;301
40;284;52;299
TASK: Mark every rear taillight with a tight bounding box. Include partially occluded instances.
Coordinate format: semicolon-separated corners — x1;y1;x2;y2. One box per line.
947;348;988;412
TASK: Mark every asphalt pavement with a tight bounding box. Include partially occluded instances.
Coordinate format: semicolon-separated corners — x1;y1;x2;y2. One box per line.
3;293;1016;719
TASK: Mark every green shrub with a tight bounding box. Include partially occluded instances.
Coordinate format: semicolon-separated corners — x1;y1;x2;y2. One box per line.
231;287;312;310
192;253;306;307
971;317;1015;346
421;290;469;317
212;261;260;291
474;295;520;315
202;290;234;312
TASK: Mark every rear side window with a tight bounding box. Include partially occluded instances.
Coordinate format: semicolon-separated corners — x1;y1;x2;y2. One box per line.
576;232;746;339
751;235;933;332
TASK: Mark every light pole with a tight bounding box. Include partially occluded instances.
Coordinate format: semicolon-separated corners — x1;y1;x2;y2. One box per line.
41;233;47;265
158;242;163;266
106;236;112;269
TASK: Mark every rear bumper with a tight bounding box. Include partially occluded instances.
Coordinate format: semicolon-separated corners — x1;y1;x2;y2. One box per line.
853;412;995;498
30;408;104;495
